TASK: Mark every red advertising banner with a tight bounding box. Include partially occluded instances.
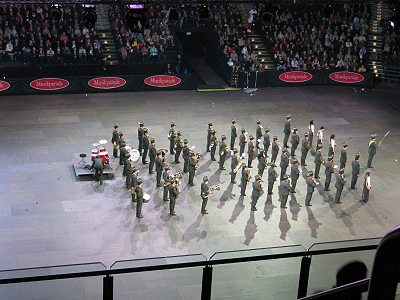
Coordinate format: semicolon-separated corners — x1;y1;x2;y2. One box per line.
329;72;364;83
0;80;10;92
30;78;70;90
88;77;127;89
279;71;313;83
144;75;182;87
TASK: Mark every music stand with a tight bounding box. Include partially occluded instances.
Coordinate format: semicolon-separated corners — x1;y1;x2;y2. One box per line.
78;153;87;167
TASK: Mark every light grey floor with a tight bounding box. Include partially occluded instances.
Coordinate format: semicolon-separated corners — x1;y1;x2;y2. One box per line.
0;84;399;299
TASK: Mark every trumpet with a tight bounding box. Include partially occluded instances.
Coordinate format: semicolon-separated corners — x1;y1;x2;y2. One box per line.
233;161;246;174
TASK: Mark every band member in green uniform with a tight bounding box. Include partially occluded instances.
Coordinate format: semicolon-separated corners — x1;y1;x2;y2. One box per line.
239;128;247;157
206;121;213;152
148;138;156;174
92;155;105;185
174;131;183;164
290;128;300;157
201;176;210;214
210;129;217;161
351;153;360;189
168;122;177;155
219;135;229;170
135;178;144;218
283;114;292;148
367;134;377;168
231;119;237;150
111;123;120;157
335;168;346;204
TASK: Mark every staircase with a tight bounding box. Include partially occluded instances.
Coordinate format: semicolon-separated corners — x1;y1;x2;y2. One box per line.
368;1;384;79
236;3;276;70
95;4;118;65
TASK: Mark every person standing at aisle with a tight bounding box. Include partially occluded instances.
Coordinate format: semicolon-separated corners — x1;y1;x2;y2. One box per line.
239;128;247;157
290;128;300;157
283;114;292;148
271;136;280;164
231;118;237;150
314;144;323;179
263;127;271;154
137;122;144;155
290;159;300;193
251;175;263;211
168;122;177;155
350;153;360;189
206;121;213;152
267;163;278;195
367;134;377;168
335;169;346;204
142;129;149;164
305;171;318;206
339;142;348;169
361;170;371;202
324;156;334;191
300;133;311;166
111;123;120;158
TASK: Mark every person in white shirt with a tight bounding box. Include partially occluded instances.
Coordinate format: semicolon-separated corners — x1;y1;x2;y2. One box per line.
317;126;325;146
247;8;257;32
361;170;371;202
328;134;336;158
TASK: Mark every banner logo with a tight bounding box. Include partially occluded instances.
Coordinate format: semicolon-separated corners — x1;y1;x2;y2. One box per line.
144;75;181;87
279;71;313;83
30;78;69;90
88;77;127;89
0;80;10;92
329;72;364;83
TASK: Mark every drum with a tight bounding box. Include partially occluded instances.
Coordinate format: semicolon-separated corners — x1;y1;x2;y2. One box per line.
99;139;108;145
91;149;99;161
143;193;151;203
129;149;140;162
99;146;106;152
99;150;110;165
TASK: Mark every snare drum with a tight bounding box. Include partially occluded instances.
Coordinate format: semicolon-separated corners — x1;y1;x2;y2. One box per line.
143;193;151;203
91;149;99;161
99;150;110;165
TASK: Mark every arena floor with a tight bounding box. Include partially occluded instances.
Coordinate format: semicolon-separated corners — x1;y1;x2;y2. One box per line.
0;84;399;299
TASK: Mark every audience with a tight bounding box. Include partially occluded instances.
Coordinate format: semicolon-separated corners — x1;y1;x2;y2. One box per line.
381;10;400;65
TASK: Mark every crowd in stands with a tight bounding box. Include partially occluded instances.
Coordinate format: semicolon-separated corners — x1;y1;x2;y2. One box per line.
0;4;104;65
381;13;400;65
262;4;369;72
108;4;182;68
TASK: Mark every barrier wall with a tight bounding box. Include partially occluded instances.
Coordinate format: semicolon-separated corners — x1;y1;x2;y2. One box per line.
237;70;374;88
0;74;200;96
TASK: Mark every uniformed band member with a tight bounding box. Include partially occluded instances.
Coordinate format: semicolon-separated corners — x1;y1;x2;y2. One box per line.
119;139;127;166
174;131;183;164
267;163;278;194
263;128;271;153
188;151;197;186
210;130;217;161
148;138;156;174
283;114;291;148
135;178;144;218
231;149;239;184
138;122;144;155
271;136;280;164
92;155;105;185
201;176;210;214
182;139;190;173
278;174;291;209
314;144;323;179
290;159;300;193
125;162;136;189
367;134;377;168
169;179;180;215
351;153;360;189
123;152;131;177
339;142;348;169
111;123;120;158
324;156;334;191
361;170;371;202
239;128;247;157
316;126;324;147
155;150;164;187
257;150;268;177
142;129;149;164
163;165;171;201
328;134;336;158
305;171;317;206
240;166;251;196
206;121;213;152
168;122;177;155
247;135;255;168
219;135;229;170
130;167;139;202
300;133;310;166
335;169;346;204
308;120;315;146
290;128;300;157
256;119;262;149
280;148;289;181
231;119;237;150
251;175;263;211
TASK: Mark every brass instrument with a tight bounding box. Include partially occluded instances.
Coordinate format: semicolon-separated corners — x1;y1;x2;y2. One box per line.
233;161;246;173
210;184;220;192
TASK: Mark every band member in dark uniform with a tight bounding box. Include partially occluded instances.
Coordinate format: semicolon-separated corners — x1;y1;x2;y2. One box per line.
148;138;156;174
305;171;317;206
283;114;292;148
138;122;144;155
324;155;334;191
119;139;127;166
111;123;120;158
231;118;237;150
188;151;197;186
239;128;247;157
168;121;177;155
155;150;164;187
206;121;213;152
280;148;289;181
123;151;131;177
263;127;271;154
271;136;280;164
201;176;210;214
163;165;171;201
174;131;183;163
231;149;239;184
251;175;263;211
92;155;105;185
219;135;229;170
278;174;291;209
240;166;251;196
135;178;144;218
267;163;278;194
130;167;139;202
314;144;323;179
300;132;311;166
126;162;136;189
290;128;300;157
182;139;190;173
257;149;268;177
361;170;371;202
256;119;262;149
339;142;348;169
247;135;255;168
210;129;217;161
290;159;300;193
142;129;149;164
367;134;377;168
351;153;360;189
169;179;180;215
335;169;346;204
